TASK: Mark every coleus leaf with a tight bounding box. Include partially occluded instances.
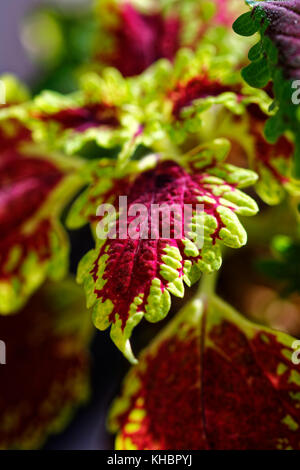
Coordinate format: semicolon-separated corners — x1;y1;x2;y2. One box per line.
233;0;300;175
108;292;300;450
93;0;246;77
164;46;296;206
133;43;272;149
70;141;258;362
219;103;299;205
0;99;83;314
0;75;31;150
26;42;251;162
26;43;269;165
247;107;299;204
24;70;158;161
133;46;293;205
0;279;93;450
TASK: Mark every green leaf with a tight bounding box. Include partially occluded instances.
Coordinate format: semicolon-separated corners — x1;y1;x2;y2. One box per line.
233;11;260;36
233;1;300;173
242;59;271;88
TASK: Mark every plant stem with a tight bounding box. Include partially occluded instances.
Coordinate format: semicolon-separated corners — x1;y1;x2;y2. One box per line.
196;271;218;299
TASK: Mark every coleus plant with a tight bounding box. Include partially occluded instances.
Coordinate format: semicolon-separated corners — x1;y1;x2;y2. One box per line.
0;77;83;313
233;0;300;174
68;141;258;363
108;293;300;450
1;0;300;450
93;0;247;77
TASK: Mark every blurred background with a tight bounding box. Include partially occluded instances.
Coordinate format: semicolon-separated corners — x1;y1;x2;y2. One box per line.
1;1;82;76
0;0;93;91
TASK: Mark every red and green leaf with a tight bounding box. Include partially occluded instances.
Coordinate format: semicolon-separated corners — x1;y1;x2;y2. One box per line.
132;43;272;150
133;45;296;205
0;279;93;450
70;143;258;362
218;103;299;205
247;108;299;204
109;293;300;450
0;100;83;313
23;71;153;160
24;43;271;167
93;0;247;77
